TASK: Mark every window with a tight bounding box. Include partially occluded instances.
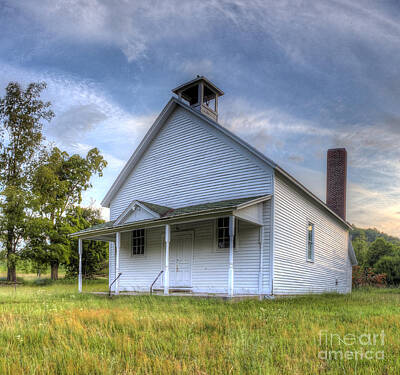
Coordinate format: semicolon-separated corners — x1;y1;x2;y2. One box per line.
132;229;145;255
307;223;314;261
217;217;236;249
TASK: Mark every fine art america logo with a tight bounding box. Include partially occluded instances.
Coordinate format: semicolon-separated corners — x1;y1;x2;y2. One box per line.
318;330;385;361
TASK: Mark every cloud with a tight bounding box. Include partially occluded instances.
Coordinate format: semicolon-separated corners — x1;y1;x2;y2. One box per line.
48;104;107;143
4;0;214;61
0;62;158;211
220;99;400;236
66;142;124;169
223;98;400;180
220;98;334;159
1;0;400;236
178;59;214;76
288;155;304;163
5;0;400;67
348;183;400;235
0;62;157;152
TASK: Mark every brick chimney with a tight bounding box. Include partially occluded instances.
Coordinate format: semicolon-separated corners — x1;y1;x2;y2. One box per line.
326;148;347;220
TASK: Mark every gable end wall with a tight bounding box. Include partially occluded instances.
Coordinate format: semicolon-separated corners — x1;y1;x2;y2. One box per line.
273;173;352;294
109;107;273;220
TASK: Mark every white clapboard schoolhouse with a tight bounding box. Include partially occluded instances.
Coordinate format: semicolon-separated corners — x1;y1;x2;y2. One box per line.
72;76;357;297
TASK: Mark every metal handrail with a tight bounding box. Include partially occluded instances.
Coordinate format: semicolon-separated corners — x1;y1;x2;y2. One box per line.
150;270;164;295
109;272;122;296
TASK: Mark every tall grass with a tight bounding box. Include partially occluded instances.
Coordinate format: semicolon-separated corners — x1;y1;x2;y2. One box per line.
0;280;398;374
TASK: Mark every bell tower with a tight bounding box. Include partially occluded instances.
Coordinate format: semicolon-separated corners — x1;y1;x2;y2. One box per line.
172;76;224;122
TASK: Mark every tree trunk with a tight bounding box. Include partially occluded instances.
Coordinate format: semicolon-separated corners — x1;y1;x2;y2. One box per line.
6;228;17;282
51;263;59;280
7;265;16;283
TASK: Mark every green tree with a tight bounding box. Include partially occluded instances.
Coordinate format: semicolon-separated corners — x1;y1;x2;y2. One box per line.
351;226;400;245
352;232;369;268
22;216;51;276
367;238;394;268
374;255;400;285
65;206;108;279
0;82;53;281
31;147;106;279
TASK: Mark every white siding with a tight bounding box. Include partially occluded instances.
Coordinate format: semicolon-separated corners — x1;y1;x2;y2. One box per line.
123;206;155;223
234;201;272;294
112;216;271;294
180;220;229;293
262;200;273;294
234;220;260;294
109;242;115;290
273;173;351;295
118;227;164;291
104;102;353;296
109;107;273;220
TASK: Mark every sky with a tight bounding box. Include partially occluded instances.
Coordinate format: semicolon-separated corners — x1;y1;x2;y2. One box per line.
0;0;399;235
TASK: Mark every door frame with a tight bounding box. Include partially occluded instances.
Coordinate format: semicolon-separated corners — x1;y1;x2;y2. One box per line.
161;230;194;288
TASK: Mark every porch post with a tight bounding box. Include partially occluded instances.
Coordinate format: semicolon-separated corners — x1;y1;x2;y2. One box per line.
115;232;121;295
78;238;82;293
164;224;170;295
228;216;235;297
258;226;264;296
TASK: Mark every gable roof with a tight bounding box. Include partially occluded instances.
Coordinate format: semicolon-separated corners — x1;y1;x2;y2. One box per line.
101;97;351;229
101;97;275;208
71;195;270;237
113;200;172;225
74;220;115;235
137;201;173;216
164;195;268;217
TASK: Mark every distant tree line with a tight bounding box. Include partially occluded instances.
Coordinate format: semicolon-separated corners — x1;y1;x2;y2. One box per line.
351;226;400;286
0;82;108;282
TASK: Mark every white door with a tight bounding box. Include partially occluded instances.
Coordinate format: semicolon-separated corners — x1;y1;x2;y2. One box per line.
169;232;193;288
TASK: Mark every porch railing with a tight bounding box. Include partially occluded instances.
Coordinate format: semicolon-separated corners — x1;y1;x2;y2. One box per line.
109;272;122;296
150;270;164;295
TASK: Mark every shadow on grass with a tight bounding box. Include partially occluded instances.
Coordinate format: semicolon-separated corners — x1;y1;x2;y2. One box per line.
0;276;108;288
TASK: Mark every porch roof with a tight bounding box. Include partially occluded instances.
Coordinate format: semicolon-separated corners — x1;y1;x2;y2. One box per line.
70;195;271;240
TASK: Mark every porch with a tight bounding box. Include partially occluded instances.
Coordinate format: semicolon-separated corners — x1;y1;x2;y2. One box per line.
71;195;272;298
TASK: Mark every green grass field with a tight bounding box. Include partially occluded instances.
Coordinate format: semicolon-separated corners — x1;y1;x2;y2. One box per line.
0;278;399;375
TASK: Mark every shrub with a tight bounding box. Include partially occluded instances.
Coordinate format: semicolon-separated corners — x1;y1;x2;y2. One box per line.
367;238;394;267
352;266;387;288
374;256;400;285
